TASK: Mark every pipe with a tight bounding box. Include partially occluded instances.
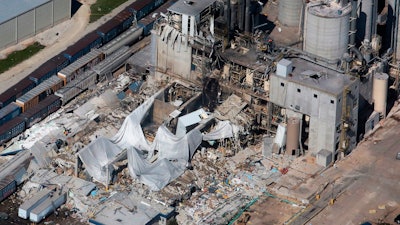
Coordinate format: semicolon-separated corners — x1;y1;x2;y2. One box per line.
238;0;244;30
231;0;237;30
350;46;366;66
245;0;251;33
227;0;231;33
349;0;358;48
361;0;377;41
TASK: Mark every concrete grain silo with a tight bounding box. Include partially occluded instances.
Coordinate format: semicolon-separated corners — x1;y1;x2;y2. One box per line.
278;0;303;27
304;2;352;60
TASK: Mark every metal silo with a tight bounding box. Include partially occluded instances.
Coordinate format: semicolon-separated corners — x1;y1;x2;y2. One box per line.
278;0;303;27
304;2;352;60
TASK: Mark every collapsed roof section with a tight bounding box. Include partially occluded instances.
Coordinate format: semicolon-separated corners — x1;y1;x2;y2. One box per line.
77;88;240;191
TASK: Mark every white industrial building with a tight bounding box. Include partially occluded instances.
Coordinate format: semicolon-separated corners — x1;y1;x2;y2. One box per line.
154;0;217;81
269;58;359;164
0;0;71;50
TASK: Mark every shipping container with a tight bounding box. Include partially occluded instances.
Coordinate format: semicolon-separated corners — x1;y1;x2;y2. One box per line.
0;175;17;203
20;95;61;128
0;77;36;108
16;76;63;112
0;102;21;126
0;116;25;145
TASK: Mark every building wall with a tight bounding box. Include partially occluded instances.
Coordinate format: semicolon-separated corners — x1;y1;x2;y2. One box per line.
0;19;17;48
156;32;192;80
270;74;359;155
35;1;54;32
17;11;35;40
54;0;71;23
0;0;71;50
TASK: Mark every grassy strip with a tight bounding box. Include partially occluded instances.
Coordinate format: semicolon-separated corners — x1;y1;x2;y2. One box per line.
0;42;44;74
90;0;130;23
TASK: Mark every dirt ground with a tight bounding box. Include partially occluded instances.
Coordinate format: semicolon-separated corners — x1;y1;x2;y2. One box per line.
283;103;400;225
0;0;137;94
246;194;301;225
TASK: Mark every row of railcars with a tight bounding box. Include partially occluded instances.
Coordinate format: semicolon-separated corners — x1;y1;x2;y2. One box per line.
15;76;63;113
0;0;173;146
0;0;169;110
55;71;97;104
0;95;61;146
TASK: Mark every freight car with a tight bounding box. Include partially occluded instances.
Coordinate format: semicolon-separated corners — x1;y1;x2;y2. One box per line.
0;175;17;203
55;71;97;105
58;49;104;85
19;95;61;128
0;103;21;126
0;77;36;109
0;0;173;146
15;76;63;113
0;116;26;146
62;32;103;64
29;54;69;85
0;96;61;145
0;0;169;110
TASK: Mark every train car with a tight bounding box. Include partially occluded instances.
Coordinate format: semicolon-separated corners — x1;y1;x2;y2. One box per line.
0;0;167;110
128;0;167;20
57;49;104;85
0;102;21;127
0;77;36;109
29;54;69;85
139;0;176;36
0;117;26;146
55;71;97;105
100;25;144;56
93;46;132;76
63;32;102;63
97;17;132;44
0;175;17;203
19;95;61;128
16;76;63;112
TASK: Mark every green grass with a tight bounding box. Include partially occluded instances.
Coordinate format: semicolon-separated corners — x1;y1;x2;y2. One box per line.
90;0;130;23
0;42;44;74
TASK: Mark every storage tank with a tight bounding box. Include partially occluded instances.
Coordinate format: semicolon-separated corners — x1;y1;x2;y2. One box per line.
278;0;303;27
372;72;388;116
286;117;300;155
304;2;352;60
359;0;377;42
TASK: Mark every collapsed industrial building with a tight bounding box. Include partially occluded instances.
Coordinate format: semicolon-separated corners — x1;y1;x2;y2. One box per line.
0;0;399;224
